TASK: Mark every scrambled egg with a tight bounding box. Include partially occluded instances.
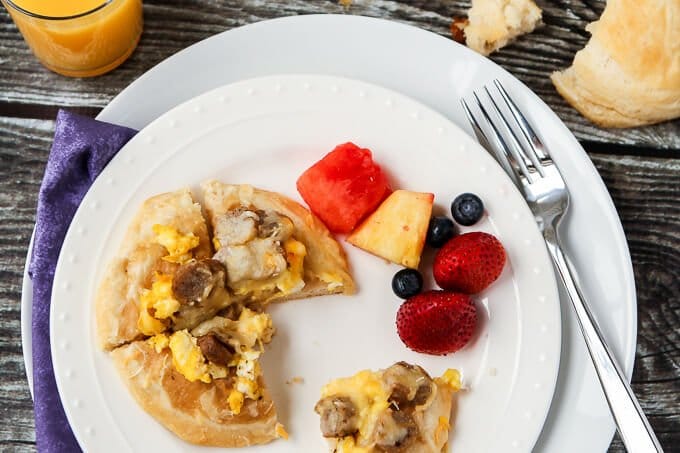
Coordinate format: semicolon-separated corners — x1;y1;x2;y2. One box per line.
168;330;211;383
438;368;462;391
138;273;180;336
237;308;274;344
228;389;244;414
153;224;199;263
336;437;371;453
321;370;390;441
229;308;272;401
147;333;169;353
231;238;306;298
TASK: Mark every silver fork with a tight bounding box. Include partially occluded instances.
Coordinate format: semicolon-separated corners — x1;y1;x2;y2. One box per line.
461;80;663;453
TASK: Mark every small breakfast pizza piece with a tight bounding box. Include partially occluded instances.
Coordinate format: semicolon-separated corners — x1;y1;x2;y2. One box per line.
347;190;434;269
296;142;391;234
314;362;462;452
201;180;355;302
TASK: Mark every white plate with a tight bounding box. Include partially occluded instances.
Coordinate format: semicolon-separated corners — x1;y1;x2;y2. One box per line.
22;14;637;452
50;75;561;452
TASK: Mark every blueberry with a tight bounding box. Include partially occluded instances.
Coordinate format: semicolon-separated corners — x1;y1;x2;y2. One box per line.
451;193;484;226
392;269;423;299
426;216;456;248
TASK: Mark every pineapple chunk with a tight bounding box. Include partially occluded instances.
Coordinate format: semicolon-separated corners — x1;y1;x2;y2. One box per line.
347;190;433;268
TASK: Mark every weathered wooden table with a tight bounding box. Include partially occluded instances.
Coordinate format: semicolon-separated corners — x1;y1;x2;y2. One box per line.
1;1;678;451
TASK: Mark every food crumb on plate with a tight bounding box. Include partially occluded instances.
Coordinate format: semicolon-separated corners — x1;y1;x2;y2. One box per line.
286;376;304;385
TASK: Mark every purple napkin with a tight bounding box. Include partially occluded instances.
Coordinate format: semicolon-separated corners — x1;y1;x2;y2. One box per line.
29;109;137;452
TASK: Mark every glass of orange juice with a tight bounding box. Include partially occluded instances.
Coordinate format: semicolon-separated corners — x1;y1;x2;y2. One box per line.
2;0;143;77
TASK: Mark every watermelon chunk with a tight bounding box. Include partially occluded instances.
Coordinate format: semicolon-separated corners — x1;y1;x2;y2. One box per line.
296;142;391;233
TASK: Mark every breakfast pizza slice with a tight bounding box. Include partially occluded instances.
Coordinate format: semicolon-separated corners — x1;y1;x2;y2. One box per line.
97;183;356;447
96;188;227;350
314;362;461;452
110;307;287;447
200;180;355;303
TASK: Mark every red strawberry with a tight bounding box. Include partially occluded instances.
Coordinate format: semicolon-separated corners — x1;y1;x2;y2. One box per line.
433;232;506;294
396;290;477;355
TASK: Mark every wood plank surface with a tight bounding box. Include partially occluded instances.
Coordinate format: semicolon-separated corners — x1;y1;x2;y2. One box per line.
0;0;678;452
1;0;679;149
0;118;51;452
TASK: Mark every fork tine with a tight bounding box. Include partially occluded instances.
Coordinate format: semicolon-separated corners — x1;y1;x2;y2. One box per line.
473;91;532;183
461;97;518;185
482;85;540;180
460;98;492;151
494;79;550;163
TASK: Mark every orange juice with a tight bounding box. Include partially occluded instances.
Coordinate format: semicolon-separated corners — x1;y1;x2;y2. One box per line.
2;0;143;77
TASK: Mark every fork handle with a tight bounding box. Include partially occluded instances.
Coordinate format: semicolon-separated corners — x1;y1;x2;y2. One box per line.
545;237;664;453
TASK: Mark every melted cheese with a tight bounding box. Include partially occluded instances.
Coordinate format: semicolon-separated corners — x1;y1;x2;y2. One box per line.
168;330;211;383
319;272;344;291
435;416;450;444
137;273;180;336
207;362;228;379
278;238;306;293
152;224;199;263
321;370;390;442
230;238;306;297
